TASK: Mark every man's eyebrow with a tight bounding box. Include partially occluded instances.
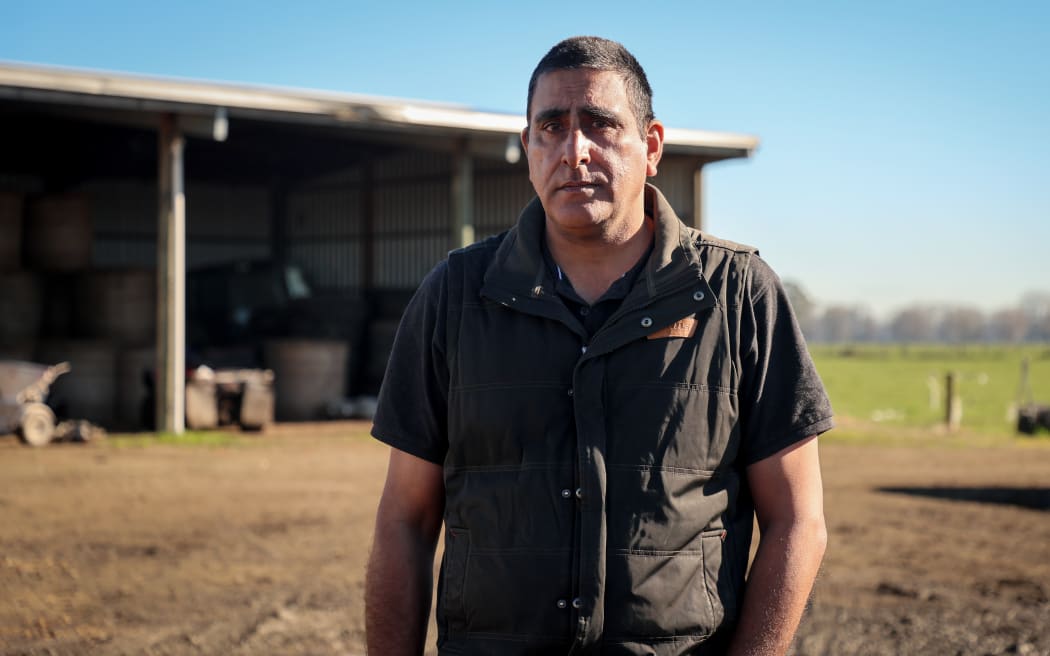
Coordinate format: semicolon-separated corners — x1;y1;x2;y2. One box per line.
532;107;568;125
531;105;623;126
580;106;621;124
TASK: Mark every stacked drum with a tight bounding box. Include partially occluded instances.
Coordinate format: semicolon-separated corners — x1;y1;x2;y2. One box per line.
0;191;155;430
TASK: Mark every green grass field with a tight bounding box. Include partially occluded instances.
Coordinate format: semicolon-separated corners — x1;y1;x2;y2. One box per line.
811;344;1050;437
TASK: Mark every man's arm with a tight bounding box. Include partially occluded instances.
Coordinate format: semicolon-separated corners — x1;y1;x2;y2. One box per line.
365;447;445;656
728;435;827;656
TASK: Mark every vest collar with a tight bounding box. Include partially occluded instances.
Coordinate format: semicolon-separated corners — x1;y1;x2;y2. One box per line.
481;184;703;301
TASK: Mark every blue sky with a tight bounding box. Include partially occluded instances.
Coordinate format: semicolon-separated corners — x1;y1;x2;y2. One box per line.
3;1;1048;317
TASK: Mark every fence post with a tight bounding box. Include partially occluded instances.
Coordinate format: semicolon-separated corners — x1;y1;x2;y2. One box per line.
945;372;961;431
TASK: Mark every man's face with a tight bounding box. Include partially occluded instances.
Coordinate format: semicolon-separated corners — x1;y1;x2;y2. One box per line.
522;68;662;237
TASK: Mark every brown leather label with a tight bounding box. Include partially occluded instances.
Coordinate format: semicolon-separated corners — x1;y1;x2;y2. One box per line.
647;316;697;340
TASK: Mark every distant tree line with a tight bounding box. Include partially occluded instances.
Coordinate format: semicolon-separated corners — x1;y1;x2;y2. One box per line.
783;283;1050;344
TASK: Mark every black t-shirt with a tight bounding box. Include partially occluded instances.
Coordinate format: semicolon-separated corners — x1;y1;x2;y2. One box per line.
540;237;653;339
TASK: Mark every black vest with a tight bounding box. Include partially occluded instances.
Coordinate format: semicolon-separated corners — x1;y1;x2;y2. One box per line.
438;186;758;655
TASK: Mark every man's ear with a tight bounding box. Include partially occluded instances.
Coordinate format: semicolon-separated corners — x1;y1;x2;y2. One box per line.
520;126;530;152
645;120;665;177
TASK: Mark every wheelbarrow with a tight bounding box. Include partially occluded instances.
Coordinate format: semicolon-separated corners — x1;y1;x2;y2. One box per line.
0;360;71;446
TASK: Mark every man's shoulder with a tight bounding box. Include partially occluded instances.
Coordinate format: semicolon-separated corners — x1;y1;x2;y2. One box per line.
682;227;762;278
437;230;511;295
694;232;793;309
690;228;760;257
678;228;780;309
449;230;508;262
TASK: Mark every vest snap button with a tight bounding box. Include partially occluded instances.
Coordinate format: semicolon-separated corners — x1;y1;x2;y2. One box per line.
561;488;572;499
575;487;583;499
557;599;568;609
693;290;705;301
572;597;582;609
640;317;653;328
567;389;574;397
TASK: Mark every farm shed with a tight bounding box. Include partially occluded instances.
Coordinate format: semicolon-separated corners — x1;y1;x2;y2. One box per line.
0;61;758;434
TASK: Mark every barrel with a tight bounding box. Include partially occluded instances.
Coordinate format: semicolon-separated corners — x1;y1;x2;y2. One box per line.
116;347;155;430
0;272;42;345
0;192;23;271
36;339;116;426
264;339;348;421
25;194;92;271
77;269;156;346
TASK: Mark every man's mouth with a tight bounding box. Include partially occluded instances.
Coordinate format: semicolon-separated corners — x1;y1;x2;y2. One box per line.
559;180;599;191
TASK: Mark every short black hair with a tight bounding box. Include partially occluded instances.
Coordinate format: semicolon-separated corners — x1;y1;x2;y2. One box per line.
526;36;655;136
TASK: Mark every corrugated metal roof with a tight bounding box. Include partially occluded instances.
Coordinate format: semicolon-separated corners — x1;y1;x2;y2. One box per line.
0;60;759;160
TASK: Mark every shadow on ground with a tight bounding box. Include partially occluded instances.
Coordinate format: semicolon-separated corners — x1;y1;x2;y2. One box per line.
878;486;1050;511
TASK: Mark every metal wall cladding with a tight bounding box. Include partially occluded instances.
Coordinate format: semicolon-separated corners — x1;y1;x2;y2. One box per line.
185;183;271;268
189;241;270;269
651;155;700;227
373;179;449;288
308;165;364;188
286;150;531;292
474;166;535;241
367;153;534;288
88;180;156;268
286;150;455;292
373;149;451;182
286;186;364;289
57;149;685;299
287;187;364;238
82;179;272;269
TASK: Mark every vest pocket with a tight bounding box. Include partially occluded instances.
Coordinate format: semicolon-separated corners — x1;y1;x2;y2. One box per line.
443;526;471;633
605;528;727;639
701;527;732;626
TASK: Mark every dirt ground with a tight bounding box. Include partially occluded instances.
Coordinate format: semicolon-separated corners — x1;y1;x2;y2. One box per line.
1;423;1048;656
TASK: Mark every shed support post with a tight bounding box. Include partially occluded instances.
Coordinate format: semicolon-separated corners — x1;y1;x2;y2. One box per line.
451;140;475;249
156;113;186;434
692;164;706;232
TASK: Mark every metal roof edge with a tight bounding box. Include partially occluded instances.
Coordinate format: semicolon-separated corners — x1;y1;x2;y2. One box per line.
661;127;759;158
0;60;759;158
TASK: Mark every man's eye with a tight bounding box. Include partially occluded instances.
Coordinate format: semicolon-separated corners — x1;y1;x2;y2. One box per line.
541;122;562;132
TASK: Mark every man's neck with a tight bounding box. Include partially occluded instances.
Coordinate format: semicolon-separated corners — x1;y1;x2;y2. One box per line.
545;212;654;305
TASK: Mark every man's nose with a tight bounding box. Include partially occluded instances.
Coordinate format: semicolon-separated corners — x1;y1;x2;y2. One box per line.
562;129;591;169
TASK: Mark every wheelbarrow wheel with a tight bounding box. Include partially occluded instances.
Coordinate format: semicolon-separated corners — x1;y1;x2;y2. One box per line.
18;403;56;447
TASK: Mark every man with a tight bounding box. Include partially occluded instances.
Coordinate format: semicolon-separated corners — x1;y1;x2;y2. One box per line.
366;36;833;655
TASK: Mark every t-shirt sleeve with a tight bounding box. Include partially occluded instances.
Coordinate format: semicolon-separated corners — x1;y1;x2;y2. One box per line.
369;261;450;465
738;256;834;466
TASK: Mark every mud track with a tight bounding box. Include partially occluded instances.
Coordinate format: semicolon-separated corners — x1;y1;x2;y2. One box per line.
1;423;1047;655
